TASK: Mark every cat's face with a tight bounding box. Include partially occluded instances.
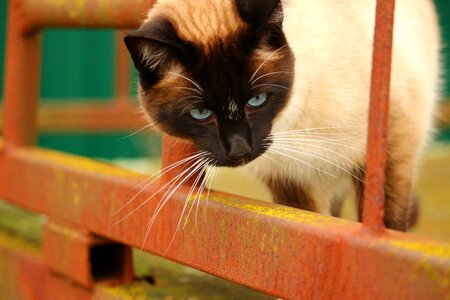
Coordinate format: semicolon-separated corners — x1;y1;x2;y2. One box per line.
125;0;294;167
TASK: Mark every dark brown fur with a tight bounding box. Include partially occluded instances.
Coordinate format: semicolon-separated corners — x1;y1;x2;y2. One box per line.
266;177;318;212
352;164;419;230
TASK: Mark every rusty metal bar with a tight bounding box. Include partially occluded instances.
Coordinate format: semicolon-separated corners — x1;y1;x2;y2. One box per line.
114;31;132;105
37;100;146;133
161;136;203;184
0;241;92;299
43;220;134;287
363;0;396;232
0;143;449;299
3;0;42;147
12;0;154;33
439;101;450;128
0;100;145;133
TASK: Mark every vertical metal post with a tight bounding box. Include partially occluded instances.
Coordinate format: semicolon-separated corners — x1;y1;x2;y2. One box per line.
3;0;41;147
161;136;203;186
115;31;131;106
363;0;396;232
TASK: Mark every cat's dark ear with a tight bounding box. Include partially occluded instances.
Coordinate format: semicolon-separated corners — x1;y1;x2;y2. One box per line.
124;18;188;72
236;0;280;28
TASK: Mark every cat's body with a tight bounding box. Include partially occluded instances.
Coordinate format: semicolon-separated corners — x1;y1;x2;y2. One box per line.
250;0;440;225
125;0;440;230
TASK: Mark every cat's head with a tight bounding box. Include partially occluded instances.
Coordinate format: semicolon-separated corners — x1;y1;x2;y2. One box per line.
125;0;294;167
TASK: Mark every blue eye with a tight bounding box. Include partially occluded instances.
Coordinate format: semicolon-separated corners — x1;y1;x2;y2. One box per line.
247;93;268;107
189;108;213;120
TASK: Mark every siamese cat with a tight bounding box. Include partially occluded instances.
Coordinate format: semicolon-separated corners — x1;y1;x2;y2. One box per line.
124;0;440;231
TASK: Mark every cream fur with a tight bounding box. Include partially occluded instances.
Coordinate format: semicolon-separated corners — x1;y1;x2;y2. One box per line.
146;0;245;52
247;0;441;213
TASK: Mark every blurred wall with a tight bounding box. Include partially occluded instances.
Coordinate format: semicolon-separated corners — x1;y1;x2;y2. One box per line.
0;0;449;158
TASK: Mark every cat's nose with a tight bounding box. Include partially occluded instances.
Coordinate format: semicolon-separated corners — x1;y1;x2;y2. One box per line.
227;134;252;159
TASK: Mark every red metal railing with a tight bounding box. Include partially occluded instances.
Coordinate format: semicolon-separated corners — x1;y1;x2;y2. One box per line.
363;0;396;232
1;0;449;299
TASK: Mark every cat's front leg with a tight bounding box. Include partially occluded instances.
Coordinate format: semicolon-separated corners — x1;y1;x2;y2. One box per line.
265;177;319;212
383;157;420;231
352;156;419;231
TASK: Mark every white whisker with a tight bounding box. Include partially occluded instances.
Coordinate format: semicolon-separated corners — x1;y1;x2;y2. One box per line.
250;71;294;86
261;152;288;172
251;83;290;91
141;158;210;254
113;151;208;217
194;165;211;229
271;134;364;142
115;155;207;225
145;158;208;231
271;131;364;137
158;160;212;257
249;45;287;83
182;172;206;230
272;125;366;135
204;163;219;223
174;95;203;102
267;148;337;178
182;160;211;229
173;86;203;95
273;140;365;174
167;71;204;94
118;124;153;140
270;145;364;182
270;137;365;153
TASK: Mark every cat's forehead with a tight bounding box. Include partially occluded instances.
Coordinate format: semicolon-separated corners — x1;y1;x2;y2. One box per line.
147;0;247;50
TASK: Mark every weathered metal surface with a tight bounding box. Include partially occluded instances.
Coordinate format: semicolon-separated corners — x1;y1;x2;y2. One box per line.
363;0;396;232
12;0;155;33
439;101;450;128
114;31;132;104
37;100;147;133
161;136;203;185
0;100;145;133
0;243;49;300
3;0;42;147
43;220;134;287
0;143;449;299
0;239;273;300
0;233;91;300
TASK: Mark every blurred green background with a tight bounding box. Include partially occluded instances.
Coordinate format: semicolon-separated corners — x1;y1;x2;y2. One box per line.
0;0;449;158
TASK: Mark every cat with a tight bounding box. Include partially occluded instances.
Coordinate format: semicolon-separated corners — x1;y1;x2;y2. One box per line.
124;0;440;231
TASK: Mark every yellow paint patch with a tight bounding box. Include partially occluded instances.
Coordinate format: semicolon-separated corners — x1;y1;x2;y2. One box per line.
207;193;349;226
0;232;40;254
389;239;450;288
16;148;144;181
66;0;87;19
389;239;450;260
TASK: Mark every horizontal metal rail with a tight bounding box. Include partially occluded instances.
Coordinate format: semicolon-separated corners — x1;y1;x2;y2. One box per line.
0;239;133;299
35;100;146;133
0;142;449;299
11;0;154;32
